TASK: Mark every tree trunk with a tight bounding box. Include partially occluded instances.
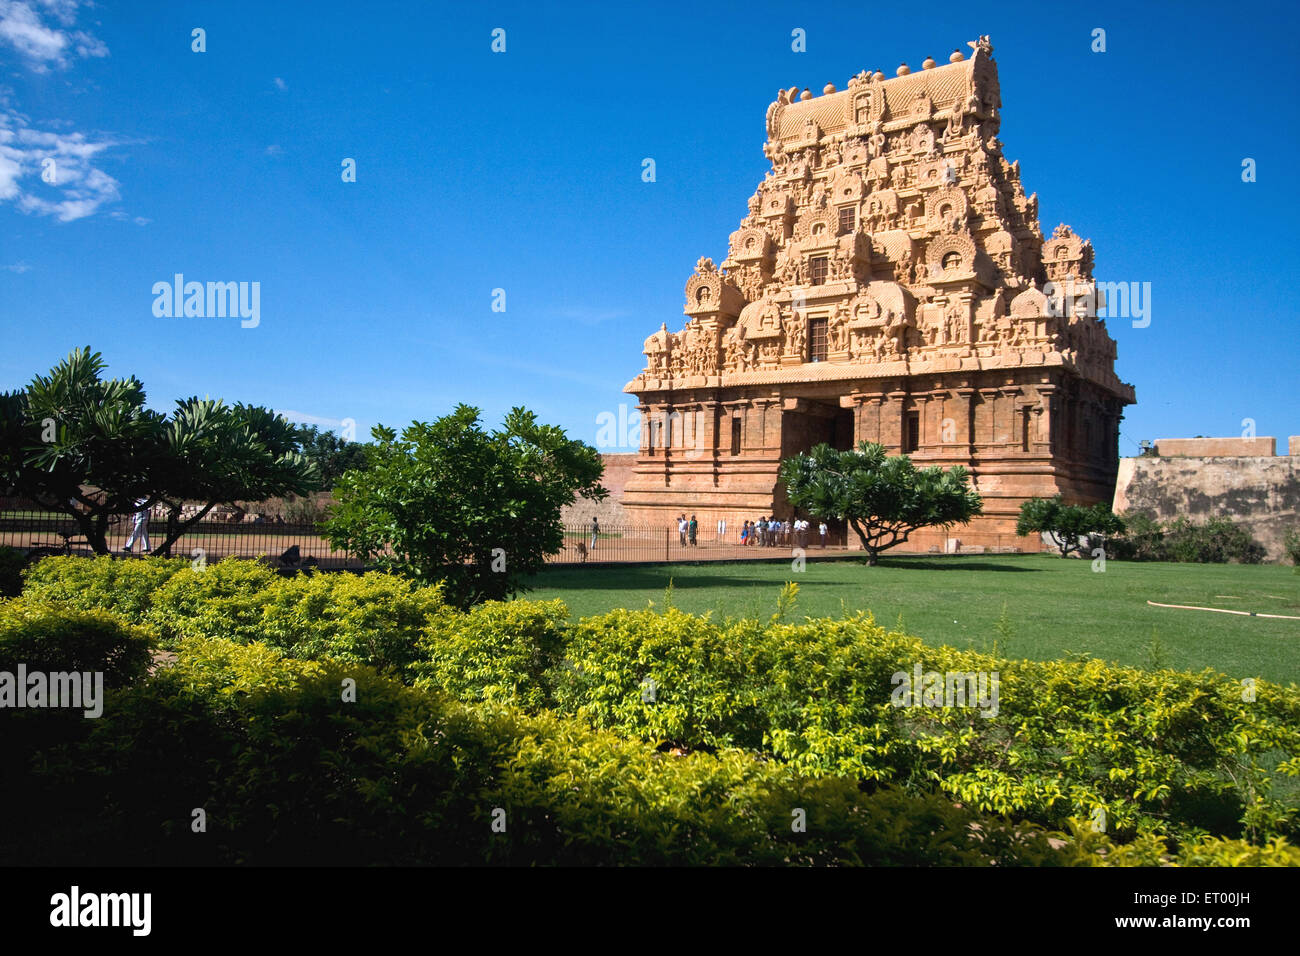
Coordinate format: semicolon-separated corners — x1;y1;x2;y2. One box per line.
156;502;218;557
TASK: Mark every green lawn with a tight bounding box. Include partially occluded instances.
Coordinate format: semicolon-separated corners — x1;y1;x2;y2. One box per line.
522;554;1300;686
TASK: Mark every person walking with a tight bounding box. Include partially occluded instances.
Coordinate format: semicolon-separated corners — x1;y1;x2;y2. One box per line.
678;514;688;547
590;516;600;551
688;515;698;547
123;497;151;554
740;521;749;546
819;521;828;548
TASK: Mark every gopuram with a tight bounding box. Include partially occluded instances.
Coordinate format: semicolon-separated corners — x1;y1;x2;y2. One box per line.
622;37;1136;548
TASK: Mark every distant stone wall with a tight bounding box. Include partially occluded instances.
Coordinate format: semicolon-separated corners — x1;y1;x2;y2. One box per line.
1113;455;1300;560
1154;437;1276;457
561;454;637;526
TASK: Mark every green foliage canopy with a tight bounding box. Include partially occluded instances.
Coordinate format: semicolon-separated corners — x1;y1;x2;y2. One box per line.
1015;495;1125;557
322;404;605;607
779;441;983;564
0;348;317;554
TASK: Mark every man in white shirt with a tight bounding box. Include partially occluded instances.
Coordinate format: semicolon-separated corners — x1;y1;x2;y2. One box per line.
123;497;151;554
819;521;828;548
678;515;687;547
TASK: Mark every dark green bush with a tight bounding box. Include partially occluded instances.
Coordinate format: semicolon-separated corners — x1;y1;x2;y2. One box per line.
1109;511;1167;561
0;635;1072;867
1166;516;1265;564
1284;529;1300;570
0;598;154;687
0;547;24;598
1112;513;1266;564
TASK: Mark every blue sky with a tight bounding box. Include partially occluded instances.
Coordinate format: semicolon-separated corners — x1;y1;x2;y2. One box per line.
2;0;1297;455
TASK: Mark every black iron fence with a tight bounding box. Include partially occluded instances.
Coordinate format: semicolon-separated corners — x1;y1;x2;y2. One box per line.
1;510;360;567
0;511;863;568
555;523;852;564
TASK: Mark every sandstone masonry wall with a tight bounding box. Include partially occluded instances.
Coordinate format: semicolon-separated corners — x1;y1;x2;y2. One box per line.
1113;455;1300;561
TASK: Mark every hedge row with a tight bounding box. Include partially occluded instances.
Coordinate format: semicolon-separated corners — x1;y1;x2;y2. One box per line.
15;556;1300;845
4;633;1294;866
0;635;1058;866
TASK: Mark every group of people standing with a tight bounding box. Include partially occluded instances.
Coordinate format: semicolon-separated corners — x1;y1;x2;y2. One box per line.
671;513;831;549
738;516;827;548
676;514;699;546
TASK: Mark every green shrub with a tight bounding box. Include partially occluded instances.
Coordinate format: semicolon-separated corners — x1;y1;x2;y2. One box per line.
1;635;1069;866
0;598;154;686
143;558;281;645
0;547;24;598
21;554;188;620
1165;516;1265;564
145;561;445;675
1110;511;1168;561
1062;822;1300;866
413;598;569;709
1284;529;1300;570
257;571;445;676
22;557;1300;846
549;610;1300;842
1112;514;1266;564
551;607;765;752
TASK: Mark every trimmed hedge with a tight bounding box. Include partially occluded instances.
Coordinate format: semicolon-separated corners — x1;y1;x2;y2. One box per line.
0;598;154;687
551;608;1300;843
21;554;188;620
2;635;1072;866
413;598;569;710
15;556;1300;848
140;561;443;676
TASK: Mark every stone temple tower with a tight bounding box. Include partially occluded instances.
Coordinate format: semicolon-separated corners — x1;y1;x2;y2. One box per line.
622;38;1135;549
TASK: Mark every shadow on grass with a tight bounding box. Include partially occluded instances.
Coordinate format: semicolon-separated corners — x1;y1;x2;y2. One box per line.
524;554;1044;589
522;567;771;591
877;556;1043;573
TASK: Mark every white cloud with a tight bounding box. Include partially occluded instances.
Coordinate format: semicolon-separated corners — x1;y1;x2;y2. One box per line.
0;0;108;71
2;260;32;272
265;144;283;157
276;410;344;427
0;109;122;221
0;4;123;222
273;77;287;91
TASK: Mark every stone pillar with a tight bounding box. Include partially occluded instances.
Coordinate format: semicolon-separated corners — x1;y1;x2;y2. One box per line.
636;403;652;454
699;400;720;461
848;393;884;445
1036;384;1057;454
884;390;908;451
953;387;976;457
977;387;1000;447
752;398;781;453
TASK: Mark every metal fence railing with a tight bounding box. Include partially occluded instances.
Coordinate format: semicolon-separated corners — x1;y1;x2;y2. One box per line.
553;523;852;564
0;511;1025;568
0;511;359;568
